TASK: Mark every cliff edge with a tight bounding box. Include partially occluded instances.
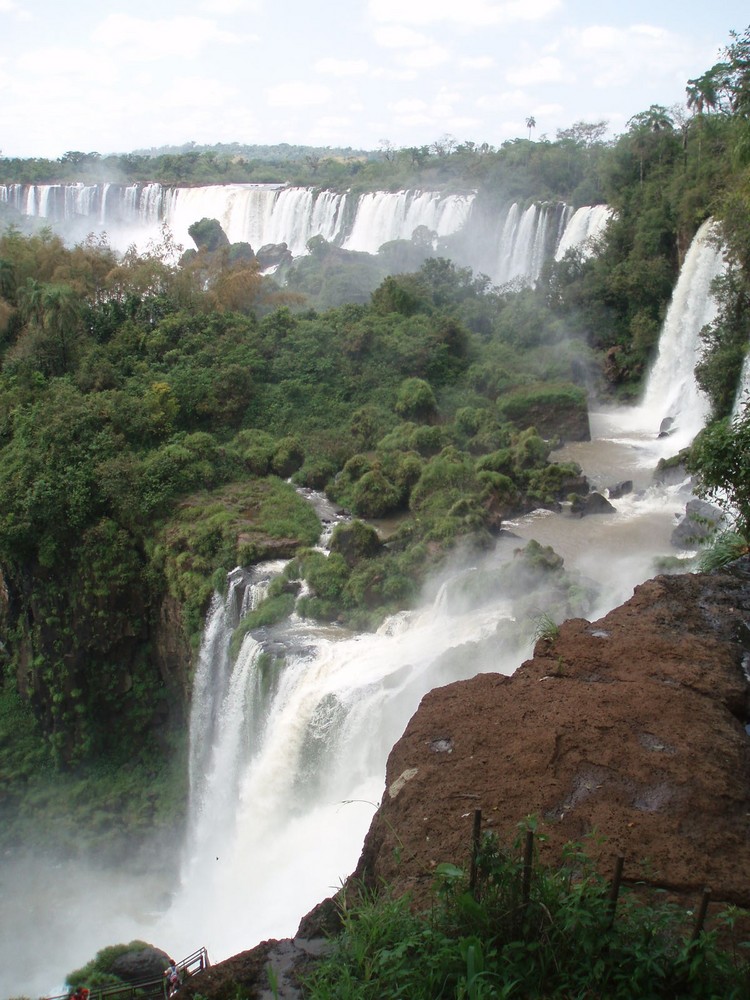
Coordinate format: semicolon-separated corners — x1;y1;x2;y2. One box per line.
354;558;750;907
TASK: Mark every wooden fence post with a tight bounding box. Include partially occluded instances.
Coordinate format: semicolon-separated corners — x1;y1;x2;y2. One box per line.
690;888;712;943
522;829;534;908
469;808;482;897
607;854;625;928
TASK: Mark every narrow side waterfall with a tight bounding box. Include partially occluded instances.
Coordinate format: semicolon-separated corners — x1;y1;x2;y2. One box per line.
610;218;726;458
732;352;750;422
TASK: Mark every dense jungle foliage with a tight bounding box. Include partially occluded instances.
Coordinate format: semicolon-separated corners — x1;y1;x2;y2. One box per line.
1;25;750;862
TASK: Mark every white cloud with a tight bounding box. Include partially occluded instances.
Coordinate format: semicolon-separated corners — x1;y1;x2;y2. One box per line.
368;0;561;27
394;43;450;69
531;102;563;118
506;55;565;86
370;66;418;80
569;23;700;91
90;14;242;62
476;88;530;111
314;57;369;76
266;81;332;108
160;77;239;109
197;0;262;12
372;25;433;48
14;45;110;82
392;111;434;126
460;55;495;69
314;116;352;128
0;0;31;18
390;98;428;114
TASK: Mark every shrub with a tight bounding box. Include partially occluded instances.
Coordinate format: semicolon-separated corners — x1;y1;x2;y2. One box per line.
271;435;305;477
394;377;438;422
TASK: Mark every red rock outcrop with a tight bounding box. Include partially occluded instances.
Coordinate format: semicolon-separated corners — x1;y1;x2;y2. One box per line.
354;559;750;909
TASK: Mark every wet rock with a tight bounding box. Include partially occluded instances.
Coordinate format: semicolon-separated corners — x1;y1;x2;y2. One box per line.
109;945;173;985
569;491;616;517
607;480;633;499
256;243;293;270
659;416;675;437
671;498;725;549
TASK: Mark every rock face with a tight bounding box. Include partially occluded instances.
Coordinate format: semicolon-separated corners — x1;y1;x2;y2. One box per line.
354;558;750;910
671;498;726;549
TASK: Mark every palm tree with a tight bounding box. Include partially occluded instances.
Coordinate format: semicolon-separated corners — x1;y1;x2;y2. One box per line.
525;115;536;140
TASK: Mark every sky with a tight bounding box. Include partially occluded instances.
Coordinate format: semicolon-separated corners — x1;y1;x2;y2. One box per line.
0;0;748;159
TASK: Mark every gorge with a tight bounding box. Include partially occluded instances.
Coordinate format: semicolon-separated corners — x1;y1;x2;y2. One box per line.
0;207;732;1000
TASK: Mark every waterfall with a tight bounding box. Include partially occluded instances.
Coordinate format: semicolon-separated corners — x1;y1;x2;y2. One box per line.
468;201;608;288
1;181;608;284
629;219;726;453
554;204;613;261
341;189;474;254
732;353;750;423
163;518;537;959
491;204;548;285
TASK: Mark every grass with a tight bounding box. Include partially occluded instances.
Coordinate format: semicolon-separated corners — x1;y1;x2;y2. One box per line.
532;611;560;644
302;826;750;999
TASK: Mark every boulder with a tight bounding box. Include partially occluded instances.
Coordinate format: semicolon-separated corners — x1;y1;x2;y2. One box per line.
569;491;616;517
256;243;293;270
109;945;173;985
671;498;725;549
606;480;632;499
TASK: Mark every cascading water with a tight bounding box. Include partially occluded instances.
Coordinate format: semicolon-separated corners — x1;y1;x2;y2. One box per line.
341;189;474;254
492;203;552;286
554;204;613;261
733;356;750;422
602;218;726;460
159;532;533;961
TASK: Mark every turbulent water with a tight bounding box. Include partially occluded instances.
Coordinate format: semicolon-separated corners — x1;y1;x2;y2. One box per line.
0;220;729;1000
1;181;611;287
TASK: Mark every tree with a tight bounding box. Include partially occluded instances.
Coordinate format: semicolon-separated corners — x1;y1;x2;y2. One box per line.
689;413;750;539
686;67;726;116
555;120;608;146
378;139;396;163
431;134;457;157
626;104;676;183
525;116;537;140
394;377;437;422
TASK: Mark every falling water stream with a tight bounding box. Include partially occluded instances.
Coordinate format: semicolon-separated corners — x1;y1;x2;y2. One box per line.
0;221;728;999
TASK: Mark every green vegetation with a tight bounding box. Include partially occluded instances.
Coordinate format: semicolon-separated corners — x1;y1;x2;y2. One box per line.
304;827;749;999
66;941;156;991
